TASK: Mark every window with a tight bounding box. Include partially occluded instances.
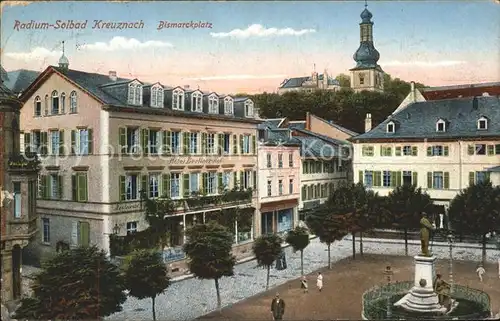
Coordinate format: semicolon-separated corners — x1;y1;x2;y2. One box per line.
289;179;293;194
206;133;215;154
42;218;50;243
149;174;160;198
72;128;92;155
51;90;59;114
170;173;180;198
242;171;252;189
172;89;184;110
278;154;283;168
278;179;283;195
150;85;164;108
34;96;42;116
359;74;365;85
207;172;216;195
380;146;392;156
121;127;140;154
477;117;488;130
383;171;392;187
267;180;272;196
189;132;199;154
436;119;446;132
50;130;61;155
189;173;199;194
126;221;138;235
242;135;251;154
191;92;203;112
364;171;373;187
60;93;66;113
128;83;143;105
208;95;219;114
288;153;293;167
70;91;77;113
266;153;272;168
170;131;180;154
432;172;443;189
386;122;395;133
402;146;413;156
362;145;374;156
13;182;21;218
48;174;62;199
222;134;230;154
222;172;231;190
427;145;449;157
475;171;489;184
496;144;500;155
224;97;233;115
245;101;254;117
475;144;486;155
148;129;160;154
72;173;88;202
402;171;412;185
123;174;139;200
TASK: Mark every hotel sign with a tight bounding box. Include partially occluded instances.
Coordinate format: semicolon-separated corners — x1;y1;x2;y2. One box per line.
166;156;223;165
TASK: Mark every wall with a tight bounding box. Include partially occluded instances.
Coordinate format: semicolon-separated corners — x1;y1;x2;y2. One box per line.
306;113;354;141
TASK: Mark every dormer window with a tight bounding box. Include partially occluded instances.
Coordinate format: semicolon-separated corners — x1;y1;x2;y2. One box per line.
477;117;488;130
172;89;184;110
208;95;218;114
224;97;233;115
127;82;143;106
191;91;203;112
436;119;447;132
150;85;164;108
386;121;395;133
244;100;254;117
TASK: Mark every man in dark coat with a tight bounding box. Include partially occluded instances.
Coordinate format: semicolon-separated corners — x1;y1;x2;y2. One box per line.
271;293;285;320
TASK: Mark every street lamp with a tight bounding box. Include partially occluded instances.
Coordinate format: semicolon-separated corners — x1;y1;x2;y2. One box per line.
384;265;394;319
112;224;120;235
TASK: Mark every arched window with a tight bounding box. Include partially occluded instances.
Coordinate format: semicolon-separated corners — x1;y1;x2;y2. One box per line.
436;119;447;132
244;101;254;117
34;96;42;117
51;90;59;114
70;91;77;113
60;93;66;114
208;95;218;114
477;117;488;130
224;97;233;115
150;85;164;108
191;92;203;112
172;89;184;110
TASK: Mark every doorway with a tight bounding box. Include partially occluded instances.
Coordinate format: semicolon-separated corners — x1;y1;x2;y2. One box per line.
12;245;22;299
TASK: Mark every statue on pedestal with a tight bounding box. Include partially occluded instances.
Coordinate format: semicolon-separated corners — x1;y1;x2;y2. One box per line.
433;273;452;310
420;212;436;257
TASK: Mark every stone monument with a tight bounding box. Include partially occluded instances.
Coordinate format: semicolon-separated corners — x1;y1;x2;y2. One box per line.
394;212;458;314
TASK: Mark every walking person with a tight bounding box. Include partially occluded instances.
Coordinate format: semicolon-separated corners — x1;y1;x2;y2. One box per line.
476;264;486;282
300;276;308;293
316;272;323;292
271;293;285;320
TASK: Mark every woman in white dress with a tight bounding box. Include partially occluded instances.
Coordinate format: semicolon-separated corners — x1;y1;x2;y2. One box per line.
316;272;323;292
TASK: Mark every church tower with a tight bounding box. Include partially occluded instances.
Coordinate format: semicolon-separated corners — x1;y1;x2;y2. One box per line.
350;1;384;92
58;41;69;70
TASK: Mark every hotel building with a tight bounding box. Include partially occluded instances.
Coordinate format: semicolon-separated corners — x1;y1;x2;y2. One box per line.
17;56;260;265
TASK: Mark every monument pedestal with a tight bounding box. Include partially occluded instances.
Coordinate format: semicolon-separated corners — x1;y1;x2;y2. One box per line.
394;255;456;314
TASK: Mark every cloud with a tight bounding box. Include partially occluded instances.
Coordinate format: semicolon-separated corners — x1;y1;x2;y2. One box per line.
383;60;467;67
186;74;287;81
210;24;316;39
79;36;173;51
4;47;61;60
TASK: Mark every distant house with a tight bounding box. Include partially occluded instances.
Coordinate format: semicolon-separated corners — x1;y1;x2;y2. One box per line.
277;70;341;94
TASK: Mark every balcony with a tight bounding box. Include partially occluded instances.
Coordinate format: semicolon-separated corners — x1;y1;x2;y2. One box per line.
6;216;38;242
7;153;40;173
183;188;253;211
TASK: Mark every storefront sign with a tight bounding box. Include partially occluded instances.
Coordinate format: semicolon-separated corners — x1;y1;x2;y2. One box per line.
114;202;141;212
167;156;223;165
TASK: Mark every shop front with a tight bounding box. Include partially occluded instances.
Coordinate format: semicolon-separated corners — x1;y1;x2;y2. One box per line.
260;199;298;237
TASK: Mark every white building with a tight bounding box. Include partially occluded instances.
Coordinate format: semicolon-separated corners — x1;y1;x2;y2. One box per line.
351;94;500;217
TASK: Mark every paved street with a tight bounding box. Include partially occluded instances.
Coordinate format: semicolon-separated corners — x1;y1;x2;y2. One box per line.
106;237;499;321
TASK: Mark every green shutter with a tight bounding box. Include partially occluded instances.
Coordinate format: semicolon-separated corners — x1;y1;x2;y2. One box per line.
233;171;238;189
79;222;90;247
444;172;450;189
358;170;363;184
141;175;147;197
39;175;47;199
218;134;223;155
390;172;396;187
162;174;170;197
41;132;48;155
487;145;494;156
427;172;433;188
218;172;223;192
253;170;257;190
412;172;418;185
469;172;475;186
141;129;149;154
183;132;190;155
302;186;306;201
411;146;418;156
443;146;449;156
467;144;474;155
71;130;76;154
396;171;402;187
78;174;88;202
59;130;65;155
87;129;93;155
380;146;384;156
71;175;77;201
252;135;256;154
239;135;244;154
119;175;126;201
201;173;208;194
240;170;244;188
232;135;237;155
164;131;171;155
183;173;190;197
119;128;126;154
58;175;63;199
395;146;401;156
202;133;207;154
24;133;31;153
427;146;432;156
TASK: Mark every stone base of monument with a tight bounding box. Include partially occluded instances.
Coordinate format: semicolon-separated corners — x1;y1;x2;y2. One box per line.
394;254;459;314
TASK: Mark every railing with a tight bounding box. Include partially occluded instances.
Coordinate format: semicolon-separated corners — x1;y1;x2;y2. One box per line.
7;153;40;171
184;189;253;210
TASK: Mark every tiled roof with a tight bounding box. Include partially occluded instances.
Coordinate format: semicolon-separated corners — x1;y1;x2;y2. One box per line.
353;96;500;140
421;82;500;101
293;128;350;146
4;69;40;94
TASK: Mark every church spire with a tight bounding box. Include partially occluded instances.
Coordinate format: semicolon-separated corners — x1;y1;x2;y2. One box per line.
352;1;380;68
58;41;69;70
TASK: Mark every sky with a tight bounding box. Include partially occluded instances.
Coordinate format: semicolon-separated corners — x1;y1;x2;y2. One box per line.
1;0;499;94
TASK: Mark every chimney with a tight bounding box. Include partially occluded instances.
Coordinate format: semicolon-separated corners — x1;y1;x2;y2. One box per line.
410;81;416;102
184;85;190;90
365;113;372;133
109;71;117;81
305;112;311;130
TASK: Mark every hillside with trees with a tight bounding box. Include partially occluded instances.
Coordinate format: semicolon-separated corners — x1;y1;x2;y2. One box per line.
249;74;426;133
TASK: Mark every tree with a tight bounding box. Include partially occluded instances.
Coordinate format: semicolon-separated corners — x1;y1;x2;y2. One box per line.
183;222;236;311
335;73;351;87
253;234;283;290
285;226;310;275
306;207;350;269
387;184;433;256
124;249;171;321
142;193;178;249
448;180;500;263
14;246;126;320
